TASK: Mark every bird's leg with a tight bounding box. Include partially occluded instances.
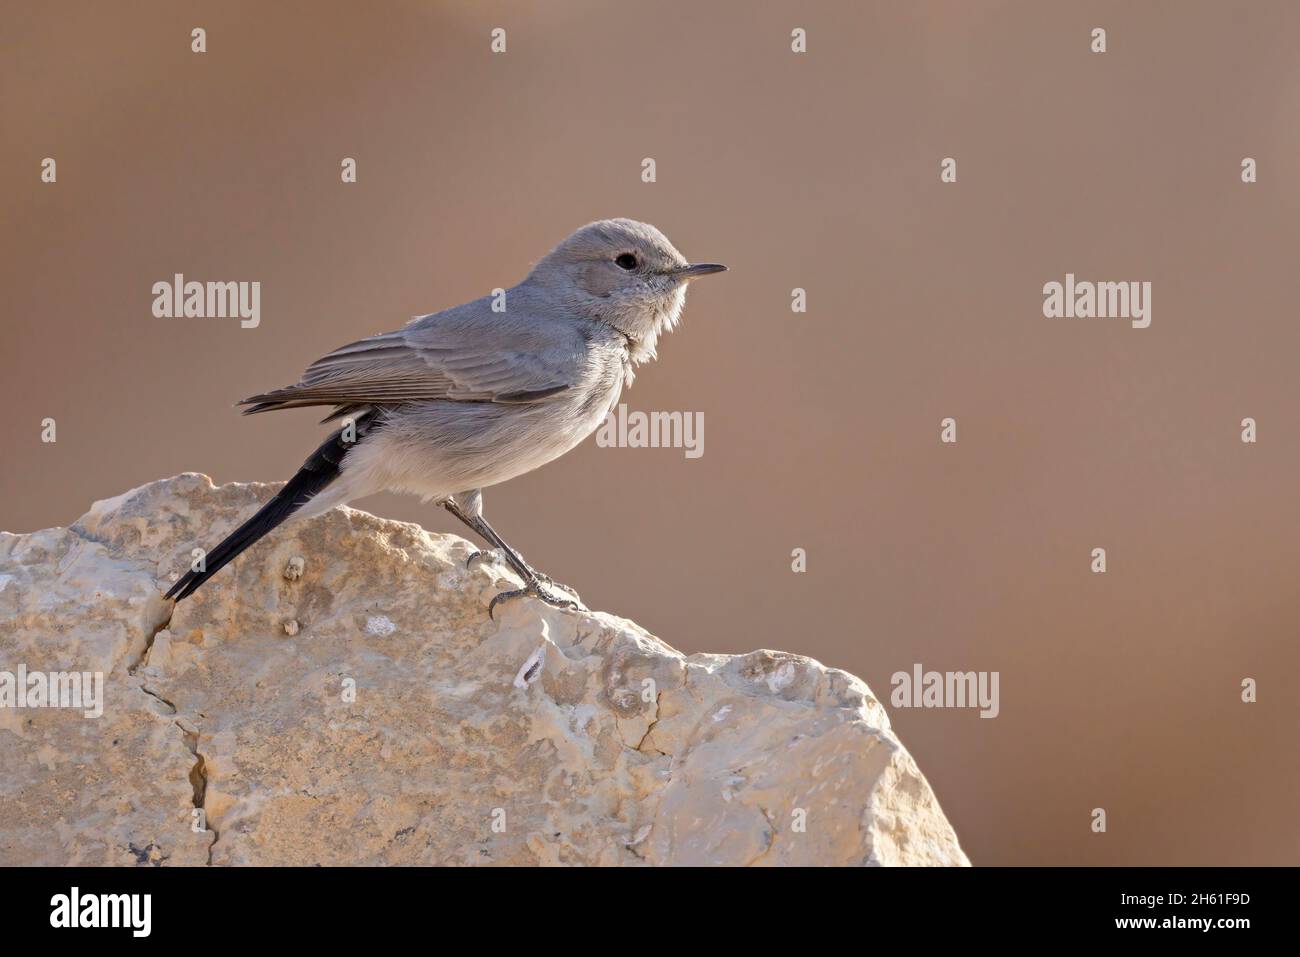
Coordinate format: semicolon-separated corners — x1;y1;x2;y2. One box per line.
443;494;580;594
441;491;494;568
442;498;581;619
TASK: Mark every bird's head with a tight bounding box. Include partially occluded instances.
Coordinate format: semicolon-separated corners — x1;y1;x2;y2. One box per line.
529;218;726;365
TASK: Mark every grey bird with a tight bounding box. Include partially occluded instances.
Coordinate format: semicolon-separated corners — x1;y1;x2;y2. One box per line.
165;219;726;617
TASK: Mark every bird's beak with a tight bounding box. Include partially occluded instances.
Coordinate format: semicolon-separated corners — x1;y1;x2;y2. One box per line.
677;262;728;280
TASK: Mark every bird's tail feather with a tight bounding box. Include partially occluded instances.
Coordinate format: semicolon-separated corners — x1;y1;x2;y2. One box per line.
165;412;378;602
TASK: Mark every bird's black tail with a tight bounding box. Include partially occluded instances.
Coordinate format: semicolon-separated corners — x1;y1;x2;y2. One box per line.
165;412;379;602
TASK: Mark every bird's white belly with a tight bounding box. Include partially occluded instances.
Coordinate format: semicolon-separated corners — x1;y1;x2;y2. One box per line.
337;368;624;505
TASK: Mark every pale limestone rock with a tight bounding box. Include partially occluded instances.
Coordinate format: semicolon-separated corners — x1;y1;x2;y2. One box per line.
0;474;969;866
283;556;305;582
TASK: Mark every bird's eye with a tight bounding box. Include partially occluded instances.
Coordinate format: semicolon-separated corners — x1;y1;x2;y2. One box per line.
615;253;638;270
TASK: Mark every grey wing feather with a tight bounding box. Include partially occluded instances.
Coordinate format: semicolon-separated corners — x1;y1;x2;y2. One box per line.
239;300;584;415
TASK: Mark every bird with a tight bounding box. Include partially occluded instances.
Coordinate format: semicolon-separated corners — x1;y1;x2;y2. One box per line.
165;219;727;618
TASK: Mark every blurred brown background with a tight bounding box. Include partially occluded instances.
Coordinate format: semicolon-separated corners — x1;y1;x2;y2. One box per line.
3;1;1298;866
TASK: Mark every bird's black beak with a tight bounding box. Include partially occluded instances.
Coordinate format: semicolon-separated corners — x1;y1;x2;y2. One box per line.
678;262;728;279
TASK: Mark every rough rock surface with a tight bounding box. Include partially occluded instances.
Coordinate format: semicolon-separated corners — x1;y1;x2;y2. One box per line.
0;474;969;866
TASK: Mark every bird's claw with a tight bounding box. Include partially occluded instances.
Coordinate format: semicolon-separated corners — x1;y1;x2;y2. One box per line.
526;566;579;601
488;580;581;620
466;548;498;571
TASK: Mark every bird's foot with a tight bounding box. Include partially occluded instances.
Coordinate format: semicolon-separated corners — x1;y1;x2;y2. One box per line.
526;566;580;603
488;579;581;620
469;548;581;605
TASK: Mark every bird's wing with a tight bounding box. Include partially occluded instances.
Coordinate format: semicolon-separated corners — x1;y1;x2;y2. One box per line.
239;310;583;416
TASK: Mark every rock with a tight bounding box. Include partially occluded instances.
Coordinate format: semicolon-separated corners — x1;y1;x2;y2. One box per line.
0;473;969;866
283;556;305;582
